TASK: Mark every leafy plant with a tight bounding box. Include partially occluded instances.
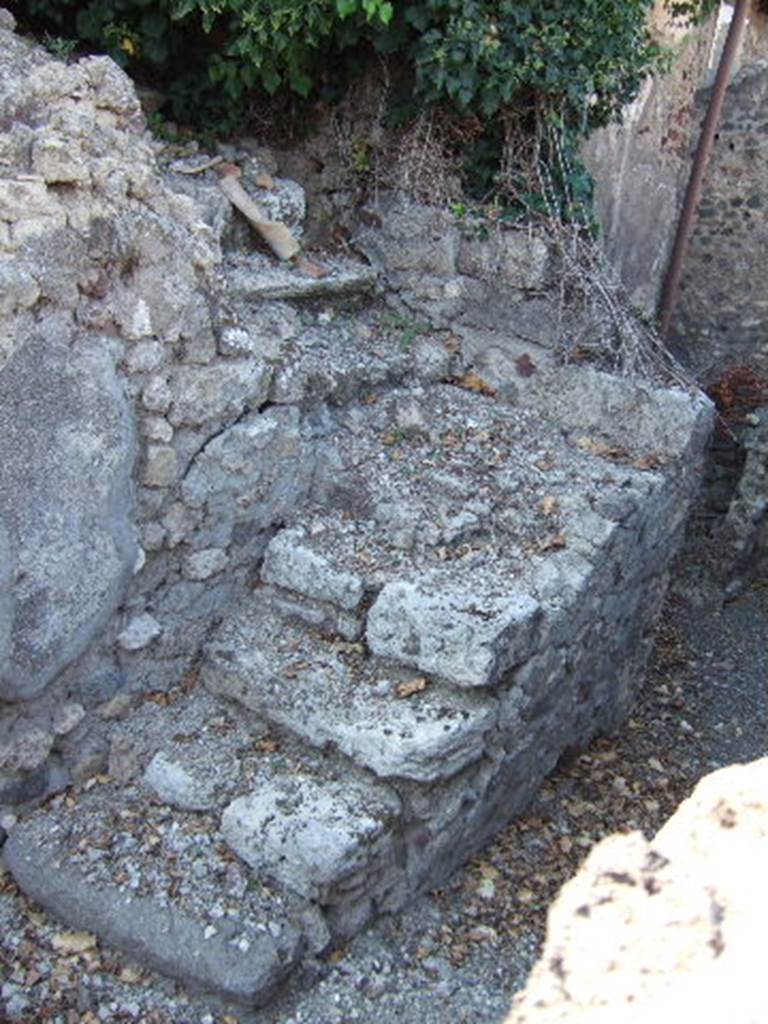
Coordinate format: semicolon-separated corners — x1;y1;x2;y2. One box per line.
10;0;721;212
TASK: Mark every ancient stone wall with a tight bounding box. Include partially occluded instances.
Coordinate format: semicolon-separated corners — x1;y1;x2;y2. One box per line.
582;0;722;312
0;10;308;803
669;59;768;380
585;3;768;578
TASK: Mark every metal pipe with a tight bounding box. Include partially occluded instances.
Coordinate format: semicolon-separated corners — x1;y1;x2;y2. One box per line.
657;0;750;339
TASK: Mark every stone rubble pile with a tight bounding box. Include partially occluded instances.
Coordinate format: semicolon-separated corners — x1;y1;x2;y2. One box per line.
0;10;713;1009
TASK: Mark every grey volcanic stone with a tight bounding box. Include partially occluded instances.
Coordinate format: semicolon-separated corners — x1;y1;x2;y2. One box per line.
261;528;366;611
222;775;399;903
367;580;541;688
168;359;271;427
182;406;313;536
4;815;302;1004
143;751;217;811
225;253;377;302
0;331;137;700
203;596;497;783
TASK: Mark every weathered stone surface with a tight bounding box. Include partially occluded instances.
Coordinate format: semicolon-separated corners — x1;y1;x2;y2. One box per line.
261;528;365;612
583;3;720;312
182;547;229;581
0;333;137;700
670;59;768;377
143;751;218;811
0;15;722;1009
4;799;303;1005
218;302;299;357
203;596;498;783
182;406;313;537
0;723;53;774
142;444;178;488
51;702;86;737
141;376;173;414
117;613;162;652
222;775;398;903
352;194;557;339
367;580;541;688
521;364;714;461
505;757;768;1023
722;413;768;586
168;359;271;427
456;230;551;291
0;755;69;807
225;253;377;302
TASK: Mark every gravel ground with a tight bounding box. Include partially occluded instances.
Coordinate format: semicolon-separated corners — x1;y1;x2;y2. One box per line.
1;519;766;1024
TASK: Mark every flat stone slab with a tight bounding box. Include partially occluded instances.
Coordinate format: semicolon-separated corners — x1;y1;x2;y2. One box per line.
203;595;498;783
366;578;540;688
225;253;378;301
0;332;137;700
3;782;303;1005
261;527;366;613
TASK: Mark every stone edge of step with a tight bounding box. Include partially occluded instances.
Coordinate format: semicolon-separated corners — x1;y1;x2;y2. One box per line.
3;817;304;1006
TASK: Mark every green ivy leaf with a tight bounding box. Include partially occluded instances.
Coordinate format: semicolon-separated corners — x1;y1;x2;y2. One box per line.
336;0;357;18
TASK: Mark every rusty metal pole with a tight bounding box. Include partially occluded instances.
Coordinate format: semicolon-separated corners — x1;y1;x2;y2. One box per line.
657;0;750;339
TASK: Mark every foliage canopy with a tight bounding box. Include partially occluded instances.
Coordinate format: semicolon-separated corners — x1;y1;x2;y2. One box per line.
12;0;721;203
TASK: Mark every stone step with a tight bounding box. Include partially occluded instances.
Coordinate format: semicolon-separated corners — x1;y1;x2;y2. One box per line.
3;688;409;1003
221;767;405;940
224;252;378;302
220;297;459;410
261;524;543;688
3;779;304;1006
202;593;499;783
255;380;672;687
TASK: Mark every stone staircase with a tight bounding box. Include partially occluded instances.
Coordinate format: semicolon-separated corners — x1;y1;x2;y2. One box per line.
4;226;713;1009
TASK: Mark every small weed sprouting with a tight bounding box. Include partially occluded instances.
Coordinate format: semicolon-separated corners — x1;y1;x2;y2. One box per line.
382;312;431;351
41;32;78;62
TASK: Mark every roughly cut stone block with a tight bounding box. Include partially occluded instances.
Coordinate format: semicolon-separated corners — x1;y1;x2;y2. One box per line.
222;775;397;903
261;528;365;611
117;613;162;651
182;547;228;581
182;406;313;534
0;724;53;774
168;359;270;427
203;597;497;783
32;135;90;184
142;444;178;488
0;332;137;700
367;579;541;688
141;376;172;413
0;261;40;318
51;702;85;737
144;751;217;811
